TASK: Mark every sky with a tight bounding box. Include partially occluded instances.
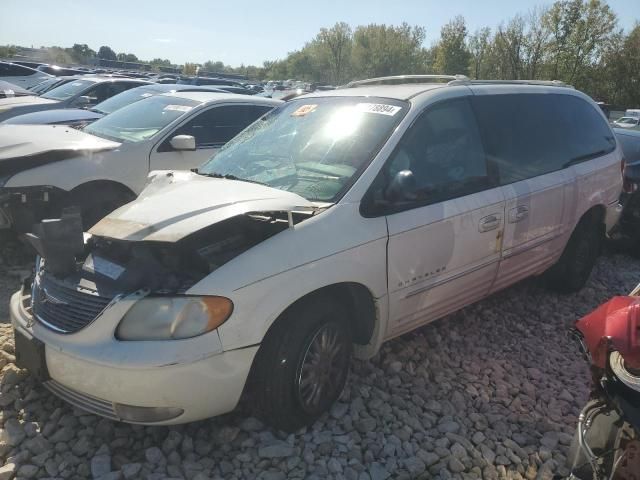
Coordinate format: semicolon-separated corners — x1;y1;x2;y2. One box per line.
1;0;638;67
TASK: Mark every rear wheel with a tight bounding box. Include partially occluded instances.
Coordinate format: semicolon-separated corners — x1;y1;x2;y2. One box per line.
248;296;352;432
544;214;603;293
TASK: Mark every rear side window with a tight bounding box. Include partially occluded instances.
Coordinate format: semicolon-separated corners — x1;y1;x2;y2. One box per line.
472;93;615;185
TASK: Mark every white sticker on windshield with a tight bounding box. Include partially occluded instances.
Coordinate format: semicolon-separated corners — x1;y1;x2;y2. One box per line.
356;103;402;116
71;82;84;86
140;93;153;97
164;104;193;112
83;254;125;280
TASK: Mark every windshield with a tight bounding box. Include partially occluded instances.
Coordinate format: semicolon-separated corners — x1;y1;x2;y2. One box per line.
92;86;160;115
199;97;407;202
41;79;93;100
84;95;199;143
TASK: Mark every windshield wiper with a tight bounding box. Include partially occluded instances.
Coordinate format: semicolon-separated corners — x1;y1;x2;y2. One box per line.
191;168;268;186
89;107;106;114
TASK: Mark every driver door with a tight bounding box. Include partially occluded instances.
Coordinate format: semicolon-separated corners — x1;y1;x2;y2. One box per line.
149;104;273;172
384;97;505;337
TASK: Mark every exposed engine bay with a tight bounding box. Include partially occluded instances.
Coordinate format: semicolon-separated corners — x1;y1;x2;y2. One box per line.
28;207;316;297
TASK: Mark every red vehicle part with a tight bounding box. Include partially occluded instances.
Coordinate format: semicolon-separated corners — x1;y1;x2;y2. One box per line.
575;296;640;370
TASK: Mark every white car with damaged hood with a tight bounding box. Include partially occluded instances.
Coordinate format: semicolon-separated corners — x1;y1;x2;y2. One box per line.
0;91;281;232
11;76;623;431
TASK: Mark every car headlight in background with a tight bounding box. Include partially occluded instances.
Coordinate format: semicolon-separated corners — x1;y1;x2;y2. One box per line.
116;296;233;341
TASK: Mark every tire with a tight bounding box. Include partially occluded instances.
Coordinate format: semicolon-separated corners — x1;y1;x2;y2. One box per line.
248;295;352;432
544;214;603;293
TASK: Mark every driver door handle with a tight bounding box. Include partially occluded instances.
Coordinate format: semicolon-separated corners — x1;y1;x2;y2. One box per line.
479;213;502;232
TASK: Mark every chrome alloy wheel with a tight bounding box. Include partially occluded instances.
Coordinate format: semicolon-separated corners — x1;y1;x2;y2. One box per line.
296;322;349;415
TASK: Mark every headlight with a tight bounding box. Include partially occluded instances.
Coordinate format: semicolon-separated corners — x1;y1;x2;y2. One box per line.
116;296;233;341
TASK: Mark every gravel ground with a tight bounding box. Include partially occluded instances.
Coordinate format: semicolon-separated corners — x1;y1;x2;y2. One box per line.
0;249;638;480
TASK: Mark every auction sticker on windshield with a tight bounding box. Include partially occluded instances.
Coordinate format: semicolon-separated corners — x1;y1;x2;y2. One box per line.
291;104;317;117
356;103;402;116
164;105;193;112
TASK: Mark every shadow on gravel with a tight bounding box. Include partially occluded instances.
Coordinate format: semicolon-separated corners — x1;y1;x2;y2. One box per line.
1;252;639;480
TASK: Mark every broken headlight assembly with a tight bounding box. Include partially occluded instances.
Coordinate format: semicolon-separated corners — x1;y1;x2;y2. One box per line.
116;296;233;341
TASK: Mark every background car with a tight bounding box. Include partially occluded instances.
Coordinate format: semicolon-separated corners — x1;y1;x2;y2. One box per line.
612;128;640;252
27;76;80;95
0;92;283;231
0;61;52;88
0;80;32;98
3;83;234;127
0;76;150;122
612;116;640;129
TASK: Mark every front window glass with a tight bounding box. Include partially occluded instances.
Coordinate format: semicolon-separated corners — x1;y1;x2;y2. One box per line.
92;86;158;115
84;95;199;143
41;79;93;100
199;97;407;202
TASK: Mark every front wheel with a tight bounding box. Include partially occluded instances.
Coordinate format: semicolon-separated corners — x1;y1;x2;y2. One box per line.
248;296;352;432
544;215;603;293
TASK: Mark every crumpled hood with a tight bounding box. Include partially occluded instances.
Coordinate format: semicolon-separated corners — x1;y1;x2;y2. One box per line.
3;108;103;126
0;124;120;160
0;95;58;108
90;170;317;242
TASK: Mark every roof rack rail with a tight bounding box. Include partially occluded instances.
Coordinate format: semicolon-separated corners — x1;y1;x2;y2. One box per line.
448;78;574;88
345;74;470;88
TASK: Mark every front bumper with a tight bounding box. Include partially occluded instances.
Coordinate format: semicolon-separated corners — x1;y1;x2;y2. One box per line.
10;289;258;425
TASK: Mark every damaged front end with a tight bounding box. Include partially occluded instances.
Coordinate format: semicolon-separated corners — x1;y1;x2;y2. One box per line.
27;206;317;335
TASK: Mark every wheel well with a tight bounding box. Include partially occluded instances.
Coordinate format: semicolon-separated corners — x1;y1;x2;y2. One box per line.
578;204;606;234
271;283;377;346
69;180;136;203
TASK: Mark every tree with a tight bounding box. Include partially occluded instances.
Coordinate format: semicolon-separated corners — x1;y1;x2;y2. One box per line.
68;43;95;64
203;60;226;72
468;27;491;79
317;22;352;84
351;23;427;78
543;0;617;87
182;62;198;75
433;16;471;76
97;46;117;61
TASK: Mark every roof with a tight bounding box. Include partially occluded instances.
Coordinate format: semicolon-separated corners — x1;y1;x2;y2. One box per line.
164;91;283;106
302;83;448;101
66;76;151;84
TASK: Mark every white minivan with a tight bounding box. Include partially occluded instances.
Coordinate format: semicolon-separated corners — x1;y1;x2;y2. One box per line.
11;76;623;431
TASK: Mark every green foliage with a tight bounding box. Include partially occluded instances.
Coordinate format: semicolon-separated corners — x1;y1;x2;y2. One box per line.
433;16;471;75
1;0;637;105
97;46;117;61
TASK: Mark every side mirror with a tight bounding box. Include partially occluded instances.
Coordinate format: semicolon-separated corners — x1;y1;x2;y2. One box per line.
386;170;419;203
169;135;196;151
